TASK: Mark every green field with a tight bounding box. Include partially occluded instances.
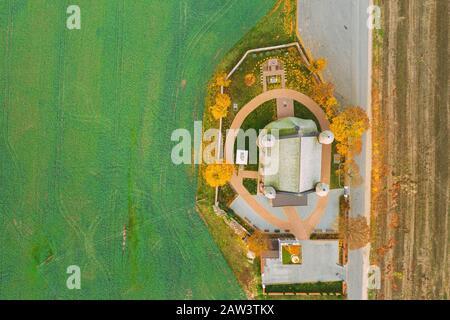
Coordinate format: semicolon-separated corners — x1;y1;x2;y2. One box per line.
0;0;276;299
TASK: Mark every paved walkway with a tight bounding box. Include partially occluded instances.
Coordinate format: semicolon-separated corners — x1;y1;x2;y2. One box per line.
230;189;343;234
276;98;294;118
239;170;259;180
225;89;331;240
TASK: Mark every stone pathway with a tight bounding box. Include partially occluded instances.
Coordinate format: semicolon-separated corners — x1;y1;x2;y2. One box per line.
276;98;294;118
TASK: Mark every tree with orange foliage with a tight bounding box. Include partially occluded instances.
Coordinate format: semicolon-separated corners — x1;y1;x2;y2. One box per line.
215;72;231;88
337;158;363;187
247;231;269;256
204;163;234;187
244;73;256;87
332;106;369;186
310;82;338;118
324;96;338;118
210;93;232;120
210;104;228;120
215;93;231;109
330;106;370;143
336;139;362;160
309;58;327;74
343;216;370;250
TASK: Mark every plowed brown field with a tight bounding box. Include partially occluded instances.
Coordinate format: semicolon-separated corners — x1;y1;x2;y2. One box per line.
371;0;449;299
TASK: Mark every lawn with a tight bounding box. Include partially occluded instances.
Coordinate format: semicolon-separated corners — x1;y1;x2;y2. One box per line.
243;178;258;195
0;0;276;299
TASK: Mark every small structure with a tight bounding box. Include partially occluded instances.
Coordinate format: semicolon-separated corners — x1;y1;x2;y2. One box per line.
236;149;249;165
263;186;277;200
318;130;335;145
261;239;345;286
315;183;330;197
261;59;286;92
258;133;277;149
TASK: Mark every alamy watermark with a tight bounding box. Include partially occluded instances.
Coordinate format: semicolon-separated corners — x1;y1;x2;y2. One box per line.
367;5;382;30
66;5;81;30
368;265;381;290
66;265;81;290
170;121;280;173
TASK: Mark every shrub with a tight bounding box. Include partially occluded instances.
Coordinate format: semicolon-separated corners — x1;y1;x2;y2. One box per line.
244;73;257;87
204;163;234;187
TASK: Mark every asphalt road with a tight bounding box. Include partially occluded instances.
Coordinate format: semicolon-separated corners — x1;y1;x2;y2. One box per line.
298;0;373;300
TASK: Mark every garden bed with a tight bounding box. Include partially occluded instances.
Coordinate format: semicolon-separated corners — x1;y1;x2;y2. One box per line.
281;244;302;265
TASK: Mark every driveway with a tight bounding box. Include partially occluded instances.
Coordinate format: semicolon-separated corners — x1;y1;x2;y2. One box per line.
298;0;373;300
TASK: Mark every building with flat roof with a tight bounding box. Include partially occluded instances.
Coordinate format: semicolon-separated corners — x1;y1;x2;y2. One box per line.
261;239;345;286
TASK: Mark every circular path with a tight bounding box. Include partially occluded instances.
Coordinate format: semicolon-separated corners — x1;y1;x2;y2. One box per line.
225;89;332;240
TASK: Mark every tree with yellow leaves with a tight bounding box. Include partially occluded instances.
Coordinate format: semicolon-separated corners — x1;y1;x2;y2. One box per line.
204;163;234;187
336;139;362;160
210;93;232;120
244;73;256;87
310;82;338;119
332;107;369;186
337;158;363;187
311;82;334;104
215;72;231;88
324;96;338;118
309;58;327;74
210;104;228;120
331;106;370;143
215;93;231;108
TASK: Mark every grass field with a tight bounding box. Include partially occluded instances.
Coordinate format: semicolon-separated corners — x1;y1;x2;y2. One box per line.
0;0;277;299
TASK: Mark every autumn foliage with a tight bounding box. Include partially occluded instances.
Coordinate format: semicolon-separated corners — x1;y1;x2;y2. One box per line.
247;231;270;256
215;72;231;88
309;58;327;74
343;216;370;250
331;107;370;143
244;73;256;87
210;93;232;120
310;82;338;118
204;163;234;187
331;106;370;186
284;50;338;120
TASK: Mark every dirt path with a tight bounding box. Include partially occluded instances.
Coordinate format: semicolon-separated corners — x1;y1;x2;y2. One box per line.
372;0;449;300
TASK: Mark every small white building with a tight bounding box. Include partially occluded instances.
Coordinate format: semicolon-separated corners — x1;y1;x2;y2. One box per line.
235;149;249;165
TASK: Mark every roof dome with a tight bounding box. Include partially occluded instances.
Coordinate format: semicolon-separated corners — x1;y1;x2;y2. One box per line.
319;130;335;145
291;255;300;264
258;133;277;148
315;183;330;197
263;186;277;200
